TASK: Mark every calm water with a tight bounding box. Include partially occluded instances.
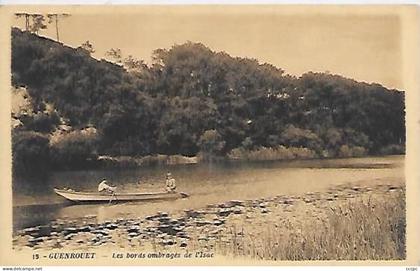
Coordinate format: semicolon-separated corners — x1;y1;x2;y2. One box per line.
13;155;404;231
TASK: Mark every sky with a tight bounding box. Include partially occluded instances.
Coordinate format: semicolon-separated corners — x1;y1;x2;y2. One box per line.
12;7;403;90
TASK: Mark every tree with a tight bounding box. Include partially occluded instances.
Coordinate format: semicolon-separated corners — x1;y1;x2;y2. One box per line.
105;48;122;64
123;55;146;72
80;40;95;55
29;14;47;34
12;130;50;178
15;13;48;34
15;13;30;31
47;13;70;42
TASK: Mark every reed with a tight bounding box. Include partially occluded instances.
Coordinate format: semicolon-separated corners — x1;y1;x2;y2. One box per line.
228;146;317;161
216;190;406;260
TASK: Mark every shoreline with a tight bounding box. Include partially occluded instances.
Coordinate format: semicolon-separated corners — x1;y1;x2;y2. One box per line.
96;153;405;167
58;153;405;171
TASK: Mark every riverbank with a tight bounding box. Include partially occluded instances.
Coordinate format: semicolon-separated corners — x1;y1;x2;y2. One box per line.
96;154;198;168
13;182;405;260
95;151;405;169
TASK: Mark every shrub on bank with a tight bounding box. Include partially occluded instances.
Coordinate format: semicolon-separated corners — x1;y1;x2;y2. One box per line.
50;131;98;169
338;145;367;158
96;154;198;168
19;111;60;133
378;144;405;155
227;145;317;161
12;130;50;178
198;129;226;162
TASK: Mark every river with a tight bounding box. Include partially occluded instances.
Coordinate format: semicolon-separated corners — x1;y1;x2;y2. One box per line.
13;155;404;232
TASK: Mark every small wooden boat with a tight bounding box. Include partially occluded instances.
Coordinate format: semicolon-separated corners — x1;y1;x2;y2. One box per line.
54;188;189;204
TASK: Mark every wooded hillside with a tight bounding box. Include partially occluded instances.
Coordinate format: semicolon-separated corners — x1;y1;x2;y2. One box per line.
11;28;405;176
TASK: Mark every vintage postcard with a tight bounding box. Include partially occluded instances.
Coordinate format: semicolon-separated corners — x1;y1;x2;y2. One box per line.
0;5;419;266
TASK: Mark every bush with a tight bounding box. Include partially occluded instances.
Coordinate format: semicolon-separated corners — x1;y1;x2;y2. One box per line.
198;130;225;161
20;111;60;133
241;137;254;150
323;128;372;156
352;146;367;157
378;144;405;155
338;145;367;158
12;130;50;177
280;125;323;153
50;131;98;169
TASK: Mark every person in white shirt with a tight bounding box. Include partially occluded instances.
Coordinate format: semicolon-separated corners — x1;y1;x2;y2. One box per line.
165;172;176;192
98;179;116;194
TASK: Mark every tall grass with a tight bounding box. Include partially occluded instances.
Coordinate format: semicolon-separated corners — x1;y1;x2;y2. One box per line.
228;146;317;161
216;191;405;260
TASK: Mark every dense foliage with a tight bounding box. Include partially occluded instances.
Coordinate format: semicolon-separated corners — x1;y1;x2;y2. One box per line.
11;28;405;176
12;130;50;178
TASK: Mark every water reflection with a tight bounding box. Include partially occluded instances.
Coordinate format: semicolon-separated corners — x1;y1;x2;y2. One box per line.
13;203;69;232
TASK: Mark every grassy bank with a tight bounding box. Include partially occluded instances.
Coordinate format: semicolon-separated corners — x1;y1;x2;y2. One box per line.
216;190;405;260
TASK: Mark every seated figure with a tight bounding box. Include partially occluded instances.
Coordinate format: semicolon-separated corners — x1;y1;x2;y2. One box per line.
98;179;117;193
165;172;176;192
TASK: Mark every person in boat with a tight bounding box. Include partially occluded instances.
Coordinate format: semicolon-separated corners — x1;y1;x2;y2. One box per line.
98;179;116;194
165;172;176;192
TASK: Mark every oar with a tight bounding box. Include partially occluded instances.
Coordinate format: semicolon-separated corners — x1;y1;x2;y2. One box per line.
109;190;118;204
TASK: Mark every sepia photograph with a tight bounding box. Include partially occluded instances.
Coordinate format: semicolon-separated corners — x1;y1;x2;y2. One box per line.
1;5;419;266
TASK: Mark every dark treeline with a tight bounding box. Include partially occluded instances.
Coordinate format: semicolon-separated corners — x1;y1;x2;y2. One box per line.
11;28;405;177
